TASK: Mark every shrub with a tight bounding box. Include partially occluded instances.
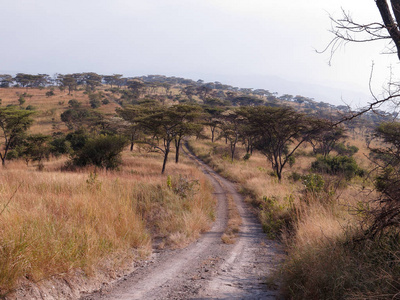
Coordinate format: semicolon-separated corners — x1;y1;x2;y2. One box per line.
72;135;128;170
302;173;325;193
65;129;89;151
334;142;359;156
167;175;199;198
311;155;363;180
50;134;72;156
18;96;25;106
68;99;81;108
288;171;302;182
45;90;55;97
89;93;102;108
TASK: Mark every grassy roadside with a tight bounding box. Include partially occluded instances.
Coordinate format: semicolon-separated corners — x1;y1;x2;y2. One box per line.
0;151;216;295
187;137;400;299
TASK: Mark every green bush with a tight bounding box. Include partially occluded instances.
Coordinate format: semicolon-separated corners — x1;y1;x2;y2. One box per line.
311;155;363;180
72;135;128;170
243;153;251;161
50;134;72;156
334;142;359;157
302;173;325;193
6;149;19;160
65;129;89;151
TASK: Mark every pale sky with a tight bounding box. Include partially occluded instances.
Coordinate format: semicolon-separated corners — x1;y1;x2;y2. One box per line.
1;0;398;106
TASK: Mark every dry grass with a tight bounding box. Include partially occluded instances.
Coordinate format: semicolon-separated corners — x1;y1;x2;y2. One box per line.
0;87;119;135
0;147;215;293
221;193;242;244
187;134;398;298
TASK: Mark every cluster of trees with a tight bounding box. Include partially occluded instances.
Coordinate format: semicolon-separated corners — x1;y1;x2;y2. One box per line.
116;101;349;179
0;72;359;115
0;89;354;179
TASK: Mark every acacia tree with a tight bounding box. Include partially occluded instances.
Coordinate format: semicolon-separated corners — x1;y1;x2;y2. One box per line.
172;104;203;163
0;74;13;87
116;105;145;151
127;80;145;99
239;106;320;181
0;107;34;166
219;111;242;162
138;104;192;174
309;120;347;157
58;74;77;95
120;101;194;174
203;106;223;143
82;72;102;91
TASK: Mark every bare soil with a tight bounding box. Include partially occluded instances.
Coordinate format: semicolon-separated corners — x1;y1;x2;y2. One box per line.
80;146;283;300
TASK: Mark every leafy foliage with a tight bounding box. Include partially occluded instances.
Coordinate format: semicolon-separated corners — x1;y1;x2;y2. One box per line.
334;142;359;157
311;155;363;180
72;135;128;170
0;107;34;165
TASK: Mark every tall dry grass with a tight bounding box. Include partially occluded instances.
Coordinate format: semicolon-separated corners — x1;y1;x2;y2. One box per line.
0;150;215;294
188;135;400;298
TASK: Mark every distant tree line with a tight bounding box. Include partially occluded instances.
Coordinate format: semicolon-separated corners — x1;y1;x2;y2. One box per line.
0;72;374;115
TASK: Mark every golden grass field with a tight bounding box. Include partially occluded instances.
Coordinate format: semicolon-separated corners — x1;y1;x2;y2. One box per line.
0;92;216;294
187;129;398;299
0;86;398;298
0;87;120;135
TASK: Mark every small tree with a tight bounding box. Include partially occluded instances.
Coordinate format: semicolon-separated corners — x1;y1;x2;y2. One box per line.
89;92;102;108
309;120;346;157
0;107;34;166
21;134;52;169
219;111;242;162
138;104;190;174
57;74;77;95
116;105;145;151
172;104;203;163
203;106;223;143
239;106;320;181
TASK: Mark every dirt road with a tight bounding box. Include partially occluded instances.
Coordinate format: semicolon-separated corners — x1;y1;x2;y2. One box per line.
81;147;282;300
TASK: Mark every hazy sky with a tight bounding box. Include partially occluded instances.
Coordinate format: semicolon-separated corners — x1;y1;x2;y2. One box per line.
1;0;398;106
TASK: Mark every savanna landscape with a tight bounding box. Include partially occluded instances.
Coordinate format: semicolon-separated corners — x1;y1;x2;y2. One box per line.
0;71;399;299
3;1;400;300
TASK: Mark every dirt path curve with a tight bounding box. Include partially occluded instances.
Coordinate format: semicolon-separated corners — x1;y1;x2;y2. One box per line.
81;145;282;300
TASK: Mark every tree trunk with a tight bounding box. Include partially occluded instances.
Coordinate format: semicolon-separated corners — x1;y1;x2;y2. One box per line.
161;144;170;174
175;138;181;163
130;133;135;151
376;0;400;60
